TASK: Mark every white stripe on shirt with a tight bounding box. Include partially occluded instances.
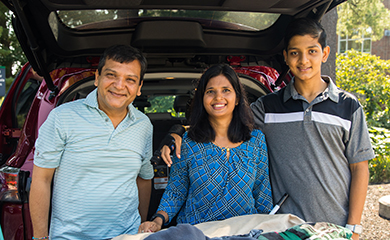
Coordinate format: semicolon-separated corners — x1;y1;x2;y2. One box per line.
264;112;303;123
265;111;351;132
312;111;351;132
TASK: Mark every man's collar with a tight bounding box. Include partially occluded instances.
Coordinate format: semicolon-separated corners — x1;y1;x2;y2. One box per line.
84;88;99;108
283;76;339;103
84;88;136;121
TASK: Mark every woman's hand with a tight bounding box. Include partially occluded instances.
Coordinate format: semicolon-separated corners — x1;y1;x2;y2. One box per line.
138;220;162;233
161;133;183;167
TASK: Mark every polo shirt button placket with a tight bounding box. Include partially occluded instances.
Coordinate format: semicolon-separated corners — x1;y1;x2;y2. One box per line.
304;108;311;122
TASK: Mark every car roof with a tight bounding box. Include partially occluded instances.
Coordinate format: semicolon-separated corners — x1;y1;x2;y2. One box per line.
2;0;345;94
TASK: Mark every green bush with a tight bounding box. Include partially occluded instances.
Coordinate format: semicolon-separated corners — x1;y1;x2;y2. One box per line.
336;49;390;128
368;127;390;183
336;50;390;183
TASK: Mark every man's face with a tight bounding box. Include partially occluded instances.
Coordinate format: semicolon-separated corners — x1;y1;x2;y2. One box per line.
283;34;329;83
94;58;143;116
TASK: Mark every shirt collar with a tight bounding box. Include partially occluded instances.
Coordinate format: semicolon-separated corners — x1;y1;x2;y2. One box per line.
84;88;136;121
283;75;339;103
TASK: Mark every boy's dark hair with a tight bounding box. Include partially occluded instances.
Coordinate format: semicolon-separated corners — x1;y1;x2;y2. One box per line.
284;18;327;50
97;45;147;82
188;63;254;143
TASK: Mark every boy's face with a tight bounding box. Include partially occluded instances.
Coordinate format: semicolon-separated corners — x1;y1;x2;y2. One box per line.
283;34;330;83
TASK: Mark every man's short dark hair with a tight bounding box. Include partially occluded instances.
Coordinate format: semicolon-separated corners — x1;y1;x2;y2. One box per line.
188;63;254;143
97;45;147;82
284;18;327;50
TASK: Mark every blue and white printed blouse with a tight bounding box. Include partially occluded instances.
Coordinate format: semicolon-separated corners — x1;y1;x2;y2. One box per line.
157;129;273;225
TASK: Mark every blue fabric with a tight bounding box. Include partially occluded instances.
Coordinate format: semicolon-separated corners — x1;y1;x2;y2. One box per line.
158;129;273;225
0;224;4;240
213;229;263;240
144;224;262;240
34;89;154;239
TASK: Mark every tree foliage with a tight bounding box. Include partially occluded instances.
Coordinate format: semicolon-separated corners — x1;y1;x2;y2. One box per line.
0;2;27;78
57;9;278;31
337;50;390;183
337;0;390;41
368;127;390;183
336;49;390;128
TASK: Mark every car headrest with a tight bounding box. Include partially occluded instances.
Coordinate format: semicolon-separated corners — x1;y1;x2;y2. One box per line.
174;95;191;113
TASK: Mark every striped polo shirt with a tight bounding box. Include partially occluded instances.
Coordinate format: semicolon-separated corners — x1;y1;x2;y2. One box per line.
34;89;154;239
251;77;374;226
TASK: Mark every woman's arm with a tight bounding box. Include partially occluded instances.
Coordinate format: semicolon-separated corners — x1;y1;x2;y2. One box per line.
253;131;273;213
140;138;190;232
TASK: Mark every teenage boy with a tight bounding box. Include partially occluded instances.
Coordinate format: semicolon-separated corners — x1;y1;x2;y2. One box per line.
250;18;374;240
30;45;154;239
161;18;374;240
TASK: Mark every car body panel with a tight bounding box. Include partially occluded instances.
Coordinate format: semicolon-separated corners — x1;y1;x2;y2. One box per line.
0;0;346;239
2;0;345;93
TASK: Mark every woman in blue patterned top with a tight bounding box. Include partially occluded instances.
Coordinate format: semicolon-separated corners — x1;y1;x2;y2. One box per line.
139;64;273;233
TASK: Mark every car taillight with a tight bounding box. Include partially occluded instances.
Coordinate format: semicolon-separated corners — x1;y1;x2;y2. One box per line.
0;166;22;202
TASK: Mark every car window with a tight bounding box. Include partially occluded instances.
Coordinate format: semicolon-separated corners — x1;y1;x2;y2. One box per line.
15;79;41;128
143;95;185;117
56;9;279;32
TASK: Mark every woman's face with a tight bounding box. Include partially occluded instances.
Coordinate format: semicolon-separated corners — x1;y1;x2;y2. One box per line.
203;74;237;121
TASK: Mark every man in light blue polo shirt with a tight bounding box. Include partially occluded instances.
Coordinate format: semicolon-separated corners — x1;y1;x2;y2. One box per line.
29;45;154;240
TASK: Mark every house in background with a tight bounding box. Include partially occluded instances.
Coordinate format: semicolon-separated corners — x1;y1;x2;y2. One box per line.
371;0;390;60
319;0;390;81
337;0;390;60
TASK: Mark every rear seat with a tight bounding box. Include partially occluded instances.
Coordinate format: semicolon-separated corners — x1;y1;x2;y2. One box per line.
147;95;190;152
147;95;191;223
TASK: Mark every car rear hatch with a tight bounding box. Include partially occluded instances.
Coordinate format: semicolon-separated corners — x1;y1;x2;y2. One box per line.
2;0;345;97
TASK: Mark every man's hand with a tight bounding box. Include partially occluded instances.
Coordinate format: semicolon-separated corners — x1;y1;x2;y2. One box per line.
160;133;182;167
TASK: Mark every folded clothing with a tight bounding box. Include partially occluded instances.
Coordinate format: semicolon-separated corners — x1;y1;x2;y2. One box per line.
258;222;353;240
144;224;262;240
144;222;352;240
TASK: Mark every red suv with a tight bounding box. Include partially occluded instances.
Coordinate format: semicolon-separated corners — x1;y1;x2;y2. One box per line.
0;0;344;239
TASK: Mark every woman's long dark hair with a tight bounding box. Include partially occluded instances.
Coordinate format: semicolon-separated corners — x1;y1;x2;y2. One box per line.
188;64;254;143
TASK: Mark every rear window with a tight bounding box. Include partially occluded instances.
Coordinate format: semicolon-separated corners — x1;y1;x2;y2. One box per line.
56;9;279;32
143;95;185;118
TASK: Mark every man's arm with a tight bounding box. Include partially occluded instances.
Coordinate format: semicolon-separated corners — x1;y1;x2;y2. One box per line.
29;165;56;238
137;176;152;222
348;160;369;240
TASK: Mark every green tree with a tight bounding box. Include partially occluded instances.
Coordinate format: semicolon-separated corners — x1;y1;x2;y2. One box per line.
0;2;27;79
144;96;176;114
337;0;390;41
57;10;120;28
